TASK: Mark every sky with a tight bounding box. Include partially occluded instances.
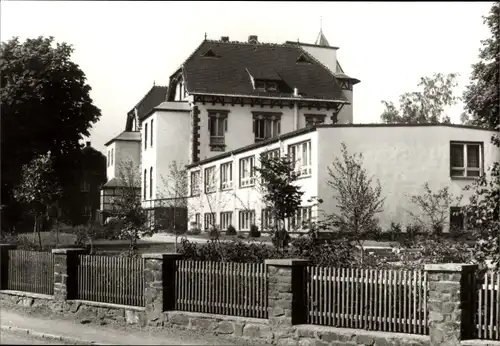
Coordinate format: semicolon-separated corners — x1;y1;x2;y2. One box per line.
1;1;493;154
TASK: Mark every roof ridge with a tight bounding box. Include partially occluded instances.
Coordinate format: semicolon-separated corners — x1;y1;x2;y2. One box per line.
129;85;168;115
205;39;300;48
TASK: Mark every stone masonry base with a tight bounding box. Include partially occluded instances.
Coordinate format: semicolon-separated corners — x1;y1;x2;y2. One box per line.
0;290;442;346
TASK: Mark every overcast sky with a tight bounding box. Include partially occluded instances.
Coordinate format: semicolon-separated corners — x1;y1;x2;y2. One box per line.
1;1;493;153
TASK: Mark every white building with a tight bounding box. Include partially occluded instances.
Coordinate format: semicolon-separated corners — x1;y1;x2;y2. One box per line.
186;124;499;233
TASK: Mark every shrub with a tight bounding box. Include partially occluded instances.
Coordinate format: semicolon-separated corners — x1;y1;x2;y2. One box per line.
209;226;220;240
272;228;291;249
249;224;261;238
237;232;246;239
187;228;201;235
226;225;237;236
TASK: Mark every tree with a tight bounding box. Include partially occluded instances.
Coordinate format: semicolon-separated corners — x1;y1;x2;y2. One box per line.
254;152;304;251
13;152;63;248
110;160;156;252
462;2;500;129
405;183;463;234
1;36;101;229
324;143;385;263
380;73;459;124
158;161;190;251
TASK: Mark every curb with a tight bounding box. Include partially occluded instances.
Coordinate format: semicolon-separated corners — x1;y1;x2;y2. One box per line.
0;325;111;345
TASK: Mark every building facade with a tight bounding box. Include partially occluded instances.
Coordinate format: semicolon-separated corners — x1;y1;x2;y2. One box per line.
186;124;499;233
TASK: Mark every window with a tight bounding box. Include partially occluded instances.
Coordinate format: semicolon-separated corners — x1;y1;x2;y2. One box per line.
254;80;279;92
208;110;229;151
261;208;276;231
107;151;110;167
253;112;281;142
289;207;313;230
204;166;216;193
204;212;216;230
190;171;200;196
289;141;312;177
220;212;233;231
84;205;91;216
220;162;233;190
111;149;114;165
304;114;326;127
144;123;148;150
150;119;154;148
450;142;482;178
194;213;201;229
239;156;255;187
239;210;255;231
149;167;153;199
449;207;464;231
143;169;147;200
261;149;280;161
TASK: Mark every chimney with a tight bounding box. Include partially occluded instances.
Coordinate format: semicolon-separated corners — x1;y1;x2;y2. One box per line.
221;36;229;42
293;88;299;97
248;35;258;44
86;141;91;148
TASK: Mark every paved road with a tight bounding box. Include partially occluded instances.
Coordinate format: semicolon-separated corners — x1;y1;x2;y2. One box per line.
0;330;67;345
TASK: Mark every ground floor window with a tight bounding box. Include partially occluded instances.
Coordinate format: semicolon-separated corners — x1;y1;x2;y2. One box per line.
239;210;255;231
204;212;216;230
261;208;276;231
288;207;313;231
220;211;233;230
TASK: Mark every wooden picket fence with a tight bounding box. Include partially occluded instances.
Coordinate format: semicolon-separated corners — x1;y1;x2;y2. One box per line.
77;255;145;307
7;250;54;295
306;267;429;335
476;271;500;340
175;260;268;318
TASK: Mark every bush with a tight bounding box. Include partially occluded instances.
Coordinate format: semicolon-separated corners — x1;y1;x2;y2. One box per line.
226;225;237;236
249;224;261;238
237;232;246;239
272;228;291;249
209;226;220;240
187;228;201;235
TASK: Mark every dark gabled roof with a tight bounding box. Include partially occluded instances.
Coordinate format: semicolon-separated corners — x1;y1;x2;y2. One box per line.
127;85;168;120
181;39;348;102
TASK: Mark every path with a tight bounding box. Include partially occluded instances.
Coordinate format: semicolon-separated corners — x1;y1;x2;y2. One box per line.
0;330;67;345
0;309;234;345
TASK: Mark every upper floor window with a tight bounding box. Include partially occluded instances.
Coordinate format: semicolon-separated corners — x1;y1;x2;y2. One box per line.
204;166;216;193
144;123;148;150
289;140;312;177
254;79;279;92
107;151;110;167
190;171;200;196
304;114;326;127
220;162;233;190
81;180;90;192
220;211;233;231
450;142;482;178
239;156;255;187
111;149;114;165
208;110;229;152
253;112;281;142
150;119;154;148
239;210;255;231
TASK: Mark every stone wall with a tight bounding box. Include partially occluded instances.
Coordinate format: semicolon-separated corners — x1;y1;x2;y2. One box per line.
1;290;145;326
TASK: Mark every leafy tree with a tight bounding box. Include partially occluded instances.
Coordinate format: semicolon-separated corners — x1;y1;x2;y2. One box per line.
13;152;63;248
323;143;385;263
110;160;156;252
254;152;304;251
462;2;499;129
405;183;463;234
380;73;459;124
1;36;101;229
